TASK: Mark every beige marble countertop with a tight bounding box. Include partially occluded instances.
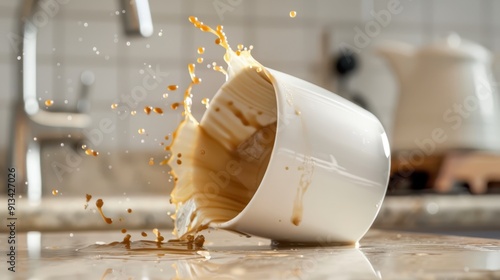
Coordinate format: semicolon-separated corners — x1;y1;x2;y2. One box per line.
3;195;500;233
1;229;500;279
374;195;500;231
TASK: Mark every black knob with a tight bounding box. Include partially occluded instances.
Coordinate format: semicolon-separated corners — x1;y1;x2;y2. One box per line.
333;52;358;77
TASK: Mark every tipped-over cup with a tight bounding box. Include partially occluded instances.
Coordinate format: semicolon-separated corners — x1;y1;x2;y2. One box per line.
207;68;391;244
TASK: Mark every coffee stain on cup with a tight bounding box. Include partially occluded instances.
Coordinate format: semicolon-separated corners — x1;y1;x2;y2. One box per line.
291;156;315;226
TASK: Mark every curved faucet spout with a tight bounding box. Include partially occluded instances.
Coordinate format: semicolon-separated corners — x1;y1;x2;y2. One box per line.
120;0;154;37
7;0;153;200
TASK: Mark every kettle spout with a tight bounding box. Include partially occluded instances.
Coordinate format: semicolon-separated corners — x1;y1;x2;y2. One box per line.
377;41;415;85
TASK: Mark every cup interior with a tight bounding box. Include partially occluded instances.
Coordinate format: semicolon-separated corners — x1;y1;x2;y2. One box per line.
196;66;279;226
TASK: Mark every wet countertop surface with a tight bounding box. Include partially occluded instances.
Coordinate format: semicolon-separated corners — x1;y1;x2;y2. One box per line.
2;229;500;279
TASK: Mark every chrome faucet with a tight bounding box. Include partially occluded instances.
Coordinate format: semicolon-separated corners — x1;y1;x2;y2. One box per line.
8;0;153;203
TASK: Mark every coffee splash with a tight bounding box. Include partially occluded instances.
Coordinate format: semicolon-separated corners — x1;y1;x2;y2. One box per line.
83;194;206;253
95;198;113;224
87;16;311;241
167;17;278;238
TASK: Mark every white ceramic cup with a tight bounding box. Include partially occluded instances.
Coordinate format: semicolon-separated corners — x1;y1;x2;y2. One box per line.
211;68;391;244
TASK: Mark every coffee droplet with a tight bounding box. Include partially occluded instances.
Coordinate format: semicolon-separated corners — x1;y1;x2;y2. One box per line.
138;128;146;134
121;228;127;234
201;98;210;108
188;63;202;84
153;107;163;114
144;106;152;115
84;193;92;209
197;57;204;64
111;103;118;109
197;47;205;54
52;189;59;196
85;148;99;156
141;231;148;237
149;157;155;165
153;228;165;243
45;99;54;107
122;234;132;247
96;198;113;224
290;11;297;18
96;198;103;208
167;85;179;91
127;208;132;213
171;103;180;110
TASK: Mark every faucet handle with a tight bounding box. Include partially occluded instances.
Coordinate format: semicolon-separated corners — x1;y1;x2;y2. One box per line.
77;70;95;113
80;70;95;87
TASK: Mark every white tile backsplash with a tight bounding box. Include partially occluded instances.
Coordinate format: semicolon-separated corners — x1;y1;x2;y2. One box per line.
126;109;182;151
61;18;120;58
35;13;57;56
84;110;120;151
37;63;55;102
373;0;423;24
492;0;500;29
0;107;9;149
124;22;185;60
63;64;119;104
316;0;365;22
431;0;484;27
125;66;186;105
191;0;249;19
253;0;306;19
0;17;15;56
252;25;307;63
63;0;116;12
1;0;498;192
149;0;184;17
0;62;13;102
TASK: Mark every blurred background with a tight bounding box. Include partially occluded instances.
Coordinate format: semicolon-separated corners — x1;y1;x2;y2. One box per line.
1;0;500;236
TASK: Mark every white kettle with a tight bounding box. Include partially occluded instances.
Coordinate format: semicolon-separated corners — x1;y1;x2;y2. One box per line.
378;34;500;155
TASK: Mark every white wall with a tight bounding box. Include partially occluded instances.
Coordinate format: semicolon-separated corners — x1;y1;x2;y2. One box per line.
1;0;499;195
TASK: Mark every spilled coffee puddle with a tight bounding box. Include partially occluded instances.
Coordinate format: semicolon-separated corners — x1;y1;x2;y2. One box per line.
81;196;208;259
77;234;207;261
